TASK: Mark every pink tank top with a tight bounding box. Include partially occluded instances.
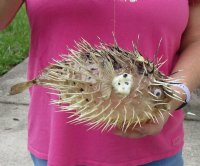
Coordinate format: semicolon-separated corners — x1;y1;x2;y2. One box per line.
25;0;189;165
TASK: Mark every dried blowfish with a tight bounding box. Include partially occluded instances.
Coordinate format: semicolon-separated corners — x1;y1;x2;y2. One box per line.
10;39;184;132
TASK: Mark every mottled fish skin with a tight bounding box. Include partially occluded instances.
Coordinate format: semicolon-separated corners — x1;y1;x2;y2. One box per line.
10;39;184;132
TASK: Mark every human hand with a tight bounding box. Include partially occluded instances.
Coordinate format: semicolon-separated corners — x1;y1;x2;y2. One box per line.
113;85;186;139
114;111;171;139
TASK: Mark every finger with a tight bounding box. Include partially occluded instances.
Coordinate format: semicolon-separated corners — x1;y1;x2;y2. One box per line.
115;132;147;139
136;123;164;136
114;129;147;139
125;132;147;139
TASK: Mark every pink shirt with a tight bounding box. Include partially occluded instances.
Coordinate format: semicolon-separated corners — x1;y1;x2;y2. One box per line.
25;0;189;165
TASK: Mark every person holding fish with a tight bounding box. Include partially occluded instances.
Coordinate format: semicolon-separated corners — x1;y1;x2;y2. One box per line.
1;0;200;166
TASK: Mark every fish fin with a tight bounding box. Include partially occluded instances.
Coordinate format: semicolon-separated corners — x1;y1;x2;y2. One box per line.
9;79;36;95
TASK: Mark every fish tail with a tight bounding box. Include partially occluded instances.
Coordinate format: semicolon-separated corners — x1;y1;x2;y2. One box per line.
9;79;37;95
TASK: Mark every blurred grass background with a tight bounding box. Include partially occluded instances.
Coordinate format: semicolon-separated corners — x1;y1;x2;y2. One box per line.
0;5;29;76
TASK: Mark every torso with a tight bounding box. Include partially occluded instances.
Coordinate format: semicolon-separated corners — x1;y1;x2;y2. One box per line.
25;0;189;165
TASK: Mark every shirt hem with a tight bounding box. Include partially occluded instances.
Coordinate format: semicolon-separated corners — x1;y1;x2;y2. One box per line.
29;143;183;166
76;145;183;166
28;145;48;160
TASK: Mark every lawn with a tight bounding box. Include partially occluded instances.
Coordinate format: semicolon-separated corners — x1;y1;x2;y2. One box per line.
0;5;29;76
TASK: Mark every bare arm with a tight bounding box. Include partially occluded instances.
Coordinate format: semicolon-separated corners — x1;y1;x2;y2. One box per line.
0;0;24;31
164;3;200;114
173;3;200;92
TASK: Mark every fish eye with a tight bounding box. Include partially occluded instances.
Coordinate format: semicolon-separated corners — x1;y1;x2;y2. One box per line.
153;88;162;98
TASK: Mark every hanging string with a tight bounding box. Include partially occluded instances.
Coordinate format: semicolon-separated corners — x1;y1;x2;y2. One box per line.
113;0;116;36
113;0;117;45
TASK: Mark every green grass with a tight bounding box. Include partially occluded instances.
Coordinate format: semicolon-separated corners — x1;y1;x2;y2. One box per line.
0;5;29;76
